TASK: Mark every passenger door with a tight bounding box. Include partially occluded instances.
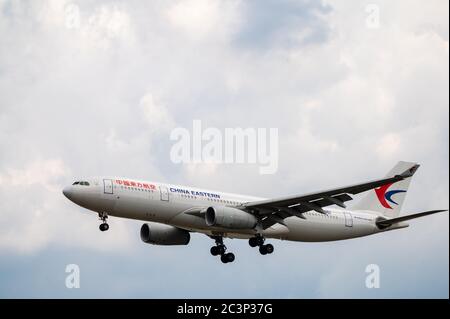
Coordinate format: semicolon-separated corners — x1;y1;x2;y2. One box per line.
344;212;353;227
160;185;169;201
103;179;113;194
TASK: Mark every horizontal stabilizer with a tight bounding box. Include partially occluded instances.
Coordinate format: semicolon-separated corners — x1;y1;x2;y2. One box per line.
376;210;447;228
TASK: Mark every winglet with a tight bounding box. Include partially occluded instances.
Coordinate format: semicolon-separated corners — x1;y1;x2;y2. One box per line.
399;163;420;178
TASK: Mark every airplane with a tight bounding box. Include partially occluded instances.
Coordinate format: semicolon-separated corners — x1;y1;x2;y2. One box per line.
62;161;447;263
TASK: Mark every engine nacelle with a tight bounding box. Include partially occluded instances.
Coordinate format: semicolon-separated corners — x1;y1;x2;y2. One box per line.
205;206;257;229
140;222;190;245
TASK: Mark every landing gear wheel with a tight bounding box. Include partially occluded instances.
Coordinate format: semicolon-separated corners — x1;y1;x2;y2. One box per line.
98;212;109;232
259;244;274;255
99;223;109;232
225;253;235;263
210;246;220;256
211;236;235;263
265;244;274;254
249;237;258;247
218;245;226;255
256;236;265;246
220;254;229;263
259;245;268;255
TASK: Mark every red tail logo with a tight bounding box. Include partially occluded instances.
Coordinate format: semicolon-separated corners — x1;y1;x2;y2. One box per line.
375;183;406;209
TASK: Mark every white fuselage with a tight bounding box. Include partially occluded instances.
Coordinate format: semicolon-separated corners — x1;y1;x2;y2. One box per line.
63;177;390;242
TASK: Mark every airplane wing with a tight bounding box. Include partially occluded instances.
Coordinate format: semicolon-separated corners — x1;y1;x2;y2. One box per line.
243;164;420;229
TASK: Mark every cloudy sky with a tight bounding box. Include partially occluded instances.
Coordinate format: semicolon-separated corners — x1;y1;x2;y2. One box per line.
0;0;448;298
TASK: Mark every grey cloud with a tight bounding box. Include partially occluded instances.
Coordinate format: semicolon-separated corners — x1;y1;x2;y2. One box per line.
234;0;332;49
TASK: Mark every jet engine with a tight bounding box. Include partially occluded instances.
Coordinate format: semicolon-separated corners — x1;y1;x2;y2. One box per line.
205;206;257;229
140;222;190;245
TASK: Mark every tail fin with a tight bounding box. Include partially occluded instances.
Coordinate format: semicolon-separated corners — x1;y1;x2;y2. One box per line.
352;161;420;218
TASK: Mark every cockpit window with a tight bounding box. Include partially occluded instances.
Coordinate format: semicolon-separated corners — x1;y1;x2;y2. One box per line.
73;181;90;186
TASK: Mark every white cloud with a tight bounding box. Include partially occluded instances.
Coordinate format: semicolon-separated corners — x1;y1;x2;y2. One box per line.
140;93;175;132
0;158;67;189
81;4;135;49
166;0;241;41
376;133;402;160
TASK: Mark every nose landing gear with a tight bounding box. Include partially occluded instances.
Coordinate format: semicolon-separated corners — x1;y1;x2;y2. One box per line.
249;235;274;255
98;212;109;232
210;236;235;263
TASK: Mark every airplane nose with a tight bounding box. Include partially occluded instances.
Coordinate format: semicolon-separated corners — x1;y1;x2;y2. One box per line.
62;186;72;199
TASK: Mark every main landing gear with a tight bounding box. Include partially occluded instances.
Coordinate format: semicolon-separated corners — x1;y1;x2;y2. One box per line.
210;236;235;264
249;235;274;255
98;212;109;232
